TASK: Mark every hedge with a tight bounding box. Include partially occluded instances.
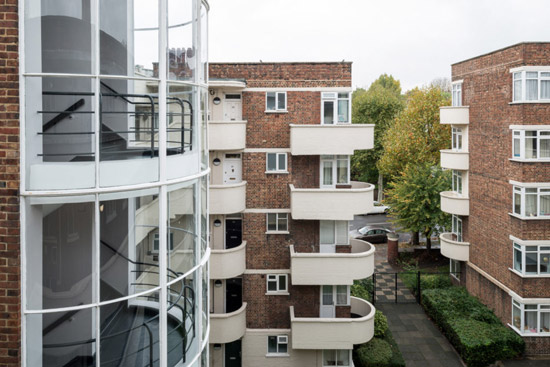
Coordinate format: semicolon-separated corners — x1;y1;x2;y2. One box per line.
422;287;524;367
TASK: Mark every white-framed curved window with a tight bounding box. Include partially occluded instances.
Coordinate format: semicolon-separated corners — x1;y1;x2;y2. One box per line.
511;68;550;102
512;184;550;219
512;300;550;335
511;129;550;160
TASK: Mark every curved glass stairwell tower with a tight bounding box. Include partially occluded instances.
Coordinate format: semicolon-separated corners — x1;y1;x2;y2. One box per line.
21;0;210;366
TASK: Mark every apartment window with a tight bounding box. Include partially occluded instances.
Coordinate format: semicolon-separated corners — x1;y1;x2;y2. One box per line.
267;275;287;293
321;155;350;187
266;92;287;111
322;285;350;306
513;242;550;276
452;127;463;151
267;213;288;232
321;92;350;124
452;170;463;194
267;335;288;355
320;221;349;245
452;83;462;107
323;350;351;366
452;215;463;242
512;70;550;102
512;300;550;334
266;152;287;172
511;129;550;160
450;259;460;279
513;185;550;218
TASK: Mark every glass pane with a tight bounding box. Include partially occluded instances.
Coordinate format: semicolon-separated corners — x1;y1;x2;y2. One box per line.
277;93;286;110
323;161;333;186
512;303;521;329
267;153;276;171
168;183;197;276
167;83;195;162
524;310;537;333
514;192;521;214
338;99;349;123
202;264;208;342
324;101;335;124
279;341;288;353
526;252;538;274
337;159;349;184
336;221;348;244
200;4;208;83
268;336;277;353
278;275;287;291
266;93;276;110
541;138;550;158
168;0;194;81
514;248;522;272
525;193;537;217
25;0;93;74
542;312;550;333
267;214;276;231
277;214;288;231
541;195;550;216
201;176;208;257
526;79;538;101
267;279;277;291
322;286;333;305
513;138;520;157
339;350;350;366
320;221;335;244
278;154;286;171
540;253;550;274
525;135;537;159
323;350;337;366
27;308;95;367
514;80;522;101
336;285;347;305
542;80;550;100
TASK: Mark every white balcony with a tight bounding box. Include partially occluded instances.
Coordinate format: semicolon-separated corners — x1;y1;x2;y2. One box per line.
290;297;375;350
440;191;469;216
208;121;247;151
440;232;470;262
289;181;374;221
210;181;247;215
210;241;246;279
210;303;247;344
289;124;374;155
440;106;469;125
440;149;469;170
290;239;375;286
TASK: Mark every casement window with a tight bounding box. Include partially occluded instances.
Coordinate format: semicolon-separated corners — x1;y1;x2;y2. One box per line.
266;152;287;172
267;335;288;355
451;215;463;242
266;92;286;111
322;350;351;366
267;213;288;232
320;221;349;245
452;83;462;107
513;185;550;218
322;285;350;306
512;70;550;102
511;130;550;160
452;170;462;194
513;242;550;276
321;92;350;124
452;127;463;151
512;300;550;335
450;259;460;279
321;155;350;187
266;274;287;293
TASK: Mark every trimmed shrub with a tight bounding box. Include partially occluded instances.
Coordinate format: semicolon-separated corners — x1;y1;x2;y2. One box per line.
374;310;388;338
422;287;524;367
356;338;392;366
352;278;373;302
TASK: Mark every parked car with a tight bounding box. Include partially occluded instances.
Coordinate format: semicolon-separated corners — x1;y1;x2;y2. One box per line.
365;201;390;215
350;226;394;244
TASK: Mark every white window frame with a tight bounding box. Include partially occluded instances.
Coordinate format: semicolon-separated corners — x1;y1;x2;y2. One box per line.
320;155;350;187
321;92;351;124
266;152;288;173
452;127;463;151
322;349;351;367
452;170;462;195
266;91;287;112
512;185;550;219
512;242;550;276
511;129;550;161
451;215;463;242
452;82;462;107
266;274;288;294
266;213;289;233
267;335;289;356
320;220;349;246
322;285;350;307
511;300;550;335
511;69;550;103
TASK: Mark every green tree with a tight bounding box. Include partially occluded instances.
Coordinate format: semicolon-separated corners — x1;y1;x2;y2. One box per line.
385;162;451;251
351;74;404;199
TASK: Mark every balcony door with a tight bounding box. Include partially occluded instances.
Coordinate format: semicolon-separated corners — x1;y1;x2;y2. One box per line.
321;285;336;318
225;340;242;367
223;153;242;184
223;94;242;121
226;278;242;313
321;155;350;188
225;216;242;250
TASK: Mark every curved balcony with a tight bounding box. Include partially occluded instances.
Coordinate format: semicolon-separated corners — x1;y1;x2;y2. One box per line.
289;124;374;155
440;191;469;216
210;303;247;344
440;149;469;170
289;181;374;220
290;239;375;285
208;79;246;89
208;121;247;151
440;232;470;261
290;297;375;350
210;181;247;215
210;241;246;279
440;106;469;125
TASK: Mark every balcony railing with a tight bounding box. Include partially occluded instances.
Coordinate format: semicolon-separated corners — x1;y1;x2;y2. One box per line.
440;106;469;125
440;149;469;170
210;303;247;344
290;297;375;350
210;241;247;279
208;121;247;151
440;232;470;261
440;191;470;216
289;124;374;155
289;181;374;220
290;239;375;285
210;181;247;214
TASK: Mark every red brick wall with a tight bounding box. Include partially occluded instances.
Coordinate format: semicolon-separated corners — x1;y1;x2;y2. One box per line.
0;0;20;365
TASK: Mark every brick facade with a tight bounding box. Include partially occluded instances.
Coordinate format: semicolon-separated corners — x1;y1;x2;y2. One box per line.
0;1;20;365
452;43;550;355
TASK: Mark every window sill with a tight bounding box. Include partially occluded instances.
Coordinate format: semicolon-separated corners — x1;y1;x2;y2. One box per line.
266;231;290;235
509;268;550;278
509;213;550;221
265;110;288;114
508;324;550;337
265;292;290;296
509;101;550;105
265;171;289;175
266;353;290;358
509;158;550;163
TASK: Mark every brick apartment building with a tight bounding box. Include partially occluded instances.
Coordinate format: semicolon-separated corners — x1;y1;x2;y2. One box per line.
206;62;377;366
439;42;550;355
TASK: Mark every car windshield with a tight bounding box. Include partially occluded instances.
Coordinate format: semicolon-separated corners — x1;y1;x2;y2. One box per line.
358;227;369;235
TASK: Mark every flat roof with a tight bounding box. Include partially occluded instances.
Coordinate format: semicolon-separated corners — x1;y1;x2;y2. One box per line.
209;61;353;65
452;42;550;66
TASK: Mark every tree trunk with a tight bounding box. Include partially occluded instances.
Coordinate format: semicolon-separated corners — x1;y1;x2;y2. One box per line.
377;173;384;202
425;233;432;251
412;232;419;246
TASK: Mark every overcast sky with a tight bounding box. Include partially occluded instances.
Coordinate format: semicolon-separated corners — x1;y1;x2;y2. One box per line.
208;0;550;91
